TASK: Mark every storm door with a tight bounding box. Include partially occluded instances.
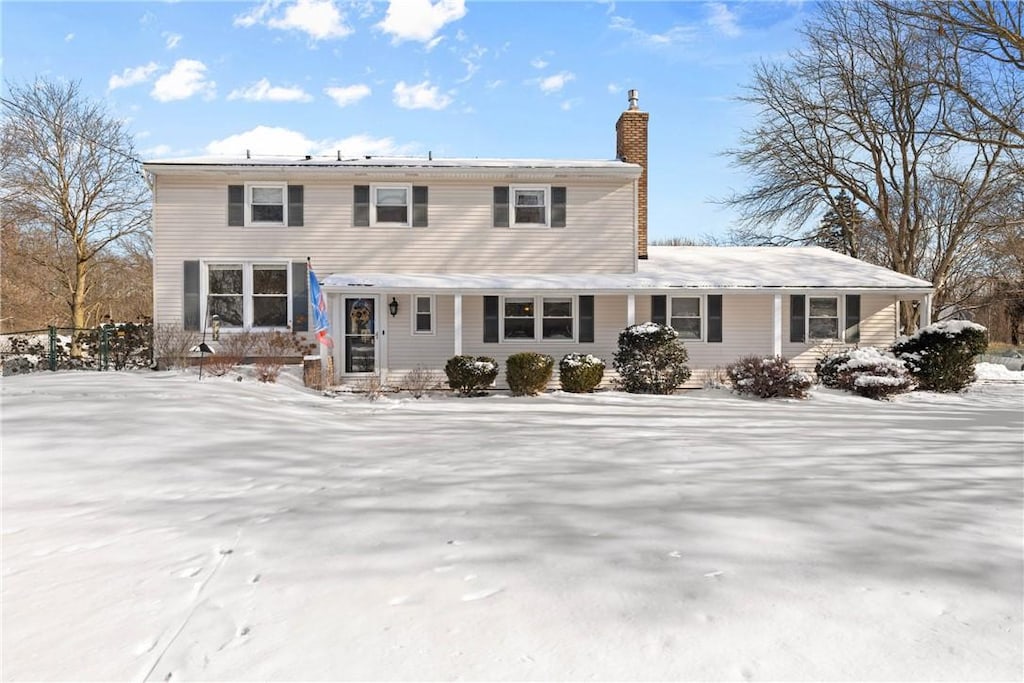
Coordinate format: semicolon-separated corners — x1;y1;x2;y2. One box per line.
344;297;377;374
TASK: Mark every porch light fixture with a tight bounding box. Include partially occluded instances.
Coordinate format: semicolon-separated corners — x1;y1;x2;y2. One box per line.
389;297;399;317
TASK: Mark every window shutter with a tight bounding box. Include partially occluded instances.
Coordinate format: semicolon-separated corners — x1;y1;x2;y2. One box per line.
183;260;200;331
790;295;806;343
287;185;304;227
845;294;861;344
291;261;309;332
412;186;428;227
707;294;723;343
353;185;370;227
651;295;667;325
493;187;509;228
483;296;499;343
228;185;244;226
579;295;595;343
551;186;566;228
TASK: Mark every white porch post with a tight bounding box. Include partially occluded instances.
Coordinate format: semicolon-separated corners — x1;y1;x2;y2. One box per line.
921;293;932;327
454;294;463;357
627;295;636;326
773;294;783;357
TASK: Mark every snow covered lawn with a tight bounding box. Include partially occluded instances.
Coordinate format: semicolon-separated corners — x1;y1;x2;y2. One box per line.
2;371;1022;681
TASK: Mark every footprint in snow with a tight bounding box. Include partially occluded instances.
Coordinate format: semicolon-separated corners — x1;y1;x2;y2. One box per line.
461;587;504;602
178;567;202;578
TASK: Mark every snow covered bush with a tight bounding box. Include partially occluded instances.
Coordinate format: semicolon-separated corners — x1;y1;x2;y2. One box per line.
559;353;605;393
444;355;499;395
815;349;854;388
892;321;988;392
506;352;555;396
612;322;691;394
829;347;915;400
726;355;812;399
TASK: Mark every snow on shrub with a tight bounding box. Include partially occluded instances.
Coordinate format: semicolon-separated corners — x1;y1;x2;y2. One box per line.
559;353;605;393
612;322;691;394
726;355;812;399
444;355;499;396
505;352;555;396
816;347;915;400
892;320;988;392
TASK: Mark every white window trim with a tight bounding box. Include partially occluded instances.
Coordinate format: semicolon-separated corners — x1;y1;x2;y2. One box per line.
411;294;435;335
668;294;705;342
499;295;576;342
201;260;292;331
806;295;842;342
244;182;288;228
370;183;412;227
510;185;551;228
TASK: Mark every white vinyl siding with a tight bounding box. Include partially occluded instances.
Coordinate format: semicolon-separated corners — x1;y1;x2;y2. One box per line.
151;175;636;329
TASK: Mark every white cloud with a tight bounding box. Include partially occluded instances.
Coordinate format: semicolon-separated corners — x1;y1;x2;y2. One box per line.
204;125;414;157
456;44;486;84
706;2;741;37
560;100;573;111
108;62;160;91
324;84;371;107
609;15;696;46
64;33;75;42
425;36;445;51
142;143;175;158
392;80;452;110
151;59;216;102
234;0;352;41
538;71;575;94
607;82;621;94
164;32;182;49
530;57;548;69
376;0;466;44
486;79;503;89
228;78;313;102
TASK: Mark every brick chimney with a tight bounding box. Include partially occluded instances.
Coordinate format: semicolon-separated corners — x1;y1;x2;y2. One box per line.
616;88;649;259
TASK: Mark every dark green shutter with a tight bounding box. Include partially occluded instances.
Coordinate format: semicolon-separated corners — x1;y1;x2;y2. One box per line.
412;186;428;227
291;261;309;332
652;295;667;325
228;185;244;226
493;187;509;227
183;260;200;330
354;185;370;227
484;296;499;343
551;187;566;228
287;185;304;227
579;295;594;343
845;294;861;344
707;295;723;343
790;295;806;343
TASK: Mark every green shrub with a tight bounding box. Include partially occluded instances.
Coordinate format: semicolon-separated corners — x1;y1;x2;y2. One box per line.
815;349;854;388
612;322;691;394
727;355;812;399
506;352;555;396
891;321;988;392
559;353;605;393
444;355;499;395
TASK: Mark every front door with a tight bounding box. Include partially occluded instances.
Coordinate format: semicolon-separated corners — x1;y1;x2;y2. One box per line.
344;296;377;374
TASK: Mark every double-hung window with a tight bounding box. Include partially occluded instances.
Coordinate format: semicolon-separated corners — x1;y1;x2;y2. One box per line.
807;296;840;340
247;183;286;226
502;296;574;341
670;297;702;341
513;187;548;226
413;295;434;334
372;185;410;226
205;262;290;329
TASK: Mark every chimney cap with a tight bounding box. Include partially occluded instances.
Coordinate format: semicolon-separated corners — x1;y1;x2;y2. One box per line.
627;89;639;111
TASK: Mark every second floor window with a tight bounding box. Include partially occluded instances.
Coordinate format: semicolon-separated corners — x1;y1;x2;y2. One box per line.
248;184;286;225
513;187;547;225
373;185;410;226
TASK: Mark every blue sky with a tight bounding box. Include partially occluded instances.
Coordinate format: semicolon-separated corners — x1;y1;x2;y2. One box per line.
2;0;811;240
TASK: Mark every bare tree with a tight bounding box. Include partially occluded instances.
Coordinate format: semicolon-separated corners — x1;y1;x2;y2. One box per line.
722;0;1020;315
1;79;150;338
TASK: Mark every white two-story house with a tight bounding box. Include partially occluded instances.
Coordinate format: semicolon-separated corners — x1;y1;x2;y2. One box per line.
144;91;933;387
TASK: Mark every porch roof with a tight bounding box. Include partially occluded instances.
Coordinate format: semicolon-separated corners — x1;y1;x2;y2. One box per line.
321;246;933;293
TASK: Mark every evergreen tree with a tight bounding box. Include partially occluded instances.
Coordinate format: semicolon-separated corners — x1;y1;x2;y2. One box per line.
811;191;863;256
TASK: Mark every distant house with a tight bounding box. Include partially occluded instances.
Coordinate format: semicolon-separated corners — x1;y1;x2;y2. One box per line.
144;91;933;387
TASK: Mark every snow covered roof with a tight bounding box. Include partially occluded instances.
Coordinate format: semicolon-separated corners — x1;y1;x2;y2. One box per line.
322;247;933;293
143;156;641;178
